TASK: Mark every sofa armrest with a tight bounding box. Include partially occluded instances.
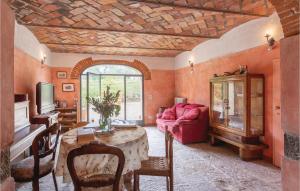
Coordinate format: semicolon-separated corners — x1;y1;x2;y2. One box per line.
198;107;209;121
176;119;198;126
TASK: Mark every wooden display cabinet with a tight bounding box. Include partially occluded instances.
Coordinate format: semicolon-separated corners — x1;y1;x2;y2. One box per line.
209;73;267;160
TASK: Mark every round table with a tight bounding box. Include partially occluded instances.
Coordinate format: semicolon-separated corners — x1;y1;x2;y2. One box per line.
55;126;149;183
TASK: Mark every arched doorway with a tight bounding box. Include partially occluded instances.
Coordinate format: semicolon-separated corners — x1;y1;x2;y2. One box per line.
80;64;144;125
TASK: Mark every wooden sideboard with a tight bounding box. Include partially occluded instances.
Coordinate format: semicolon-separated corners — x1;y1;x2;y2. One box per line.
55;107;77;132
31;111;59;128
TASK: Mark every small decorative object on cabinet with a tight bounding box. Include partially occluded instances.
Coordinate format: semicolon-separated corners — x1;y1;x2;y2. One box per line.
209;73;267;161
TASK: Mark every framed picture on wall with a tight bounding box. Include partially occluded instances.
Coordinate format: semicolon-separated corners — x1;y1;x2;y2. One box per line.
57;71;67;79
62;83;75;92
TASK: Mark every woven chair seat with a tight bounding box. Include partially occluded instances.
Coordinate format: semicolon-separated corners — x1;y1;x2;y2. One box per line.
11;155;54;181
134;130;173;191
136;157;169;176
79;174;115;185
79;174;125;191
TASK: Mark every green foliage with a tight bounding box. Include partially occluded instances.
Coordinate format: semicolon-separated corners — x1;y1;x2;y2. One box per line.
81;75;142;108
87;86;121;128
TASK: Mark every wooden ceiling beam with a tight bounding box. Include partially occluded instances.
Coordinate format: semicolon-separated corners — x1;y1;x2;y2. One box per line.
134;0;268;17
24;24;219;39
45;43;191;51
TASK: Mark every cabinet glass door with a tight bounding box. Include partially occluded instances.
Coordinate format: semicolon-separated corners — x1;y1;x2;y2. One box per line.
227;80;245;131
211;82;226;125
250;78;264;135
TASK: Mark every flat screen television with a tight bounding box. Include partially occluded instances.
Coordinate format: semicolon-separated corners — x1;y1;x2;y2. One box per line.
36;82;55;114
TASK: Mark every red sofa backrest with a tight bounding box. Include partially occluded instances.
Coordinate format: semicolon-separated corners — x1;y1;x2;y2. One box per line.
175;103;207;120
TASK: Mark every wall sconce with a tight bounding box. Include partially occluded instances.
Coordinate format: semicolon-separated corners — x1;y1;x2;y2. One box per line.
189;60;194;73
265;34;276;50
41;55;47;66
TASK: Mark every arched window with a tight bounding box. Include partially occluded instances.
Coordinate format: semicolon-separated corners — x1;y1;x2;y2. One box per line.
82;64;141;75
81;65;144;125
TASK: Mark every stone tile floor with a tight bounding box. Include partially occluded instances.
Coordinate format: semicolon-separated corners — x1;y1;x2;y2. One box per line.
16;127;281;191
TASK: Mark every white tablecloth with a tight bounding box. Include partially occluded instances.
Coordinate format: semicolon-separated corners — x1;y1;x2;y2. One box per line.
56;126;149;183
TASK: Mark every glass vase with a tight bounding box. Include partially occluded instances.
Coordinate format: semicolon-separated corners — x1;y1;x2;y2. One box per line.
99;115;111;131
99;115;107;130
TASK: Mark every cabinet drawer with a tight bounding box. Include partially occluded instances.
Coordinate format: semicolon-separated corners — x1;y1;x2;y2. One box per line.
213;128;243;143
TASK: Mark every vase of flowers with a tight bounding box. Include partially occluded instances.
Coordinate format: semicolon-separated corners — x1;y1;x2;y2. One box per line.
87;86;121;131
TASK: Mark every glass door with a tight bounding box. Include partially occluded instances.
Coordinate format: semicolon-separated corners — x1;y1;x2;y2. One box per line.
211;82;227;125
100;75;125;120
81;71;144;124
87;73;101;122
125;76;143;123
80;74;88;121
227;80;245;131
250;78;264;135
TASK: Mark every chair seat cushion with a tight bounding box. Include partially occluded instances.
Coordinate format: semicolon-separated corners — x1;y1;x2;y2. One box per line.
136;157;169;176
79;174;115;185
79;174;124;191
11;155;54;181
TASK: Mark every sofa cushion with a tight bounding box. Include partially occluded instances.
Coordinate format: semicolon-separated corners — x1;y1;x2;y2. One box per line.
178;108;200;120
161;107;176;120
175;106;186;119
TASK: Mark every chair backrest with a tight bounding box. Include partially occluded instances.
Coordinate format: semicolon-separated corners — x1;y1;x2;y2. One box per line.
32;123;61;177
67;142;125;191
164;127;174;171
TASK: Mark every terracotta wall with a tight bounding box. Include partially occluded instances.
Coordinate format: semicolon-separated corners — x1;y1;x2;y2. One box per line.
280;35;300;191
175;44;280;159
50;68;175;125
51;67;79;108
14;48;52;117
0;1;16;190
144;70;175;124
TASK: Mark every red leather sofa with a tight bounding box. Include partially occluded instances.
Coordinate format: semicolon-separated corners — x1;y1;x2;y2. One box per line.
156;103;209;144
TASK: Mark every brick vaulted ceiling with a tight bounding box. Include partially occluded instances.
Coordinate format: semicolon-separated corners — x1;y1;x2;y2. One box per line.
10;0;274;57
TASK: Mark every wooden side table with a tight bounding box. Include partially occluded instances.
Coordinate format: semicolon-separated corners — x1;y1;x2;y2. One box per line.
55;107;77;132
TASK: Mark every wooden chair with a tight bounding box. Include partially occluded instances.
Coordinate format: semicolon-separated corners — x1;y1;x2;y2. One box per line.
67;142;125;191
134;128;174;191
11;123;61;191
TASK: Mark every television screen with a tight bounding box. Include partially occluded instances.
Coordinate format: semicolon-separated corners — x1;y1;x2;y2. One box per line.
41;84;54;107
36;82;55;114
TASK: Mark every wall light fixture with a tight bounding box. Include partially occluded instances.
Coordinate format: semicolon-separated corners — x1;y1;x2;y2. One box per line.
41;55;47;65
265;34;276;50
189;59;194;73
